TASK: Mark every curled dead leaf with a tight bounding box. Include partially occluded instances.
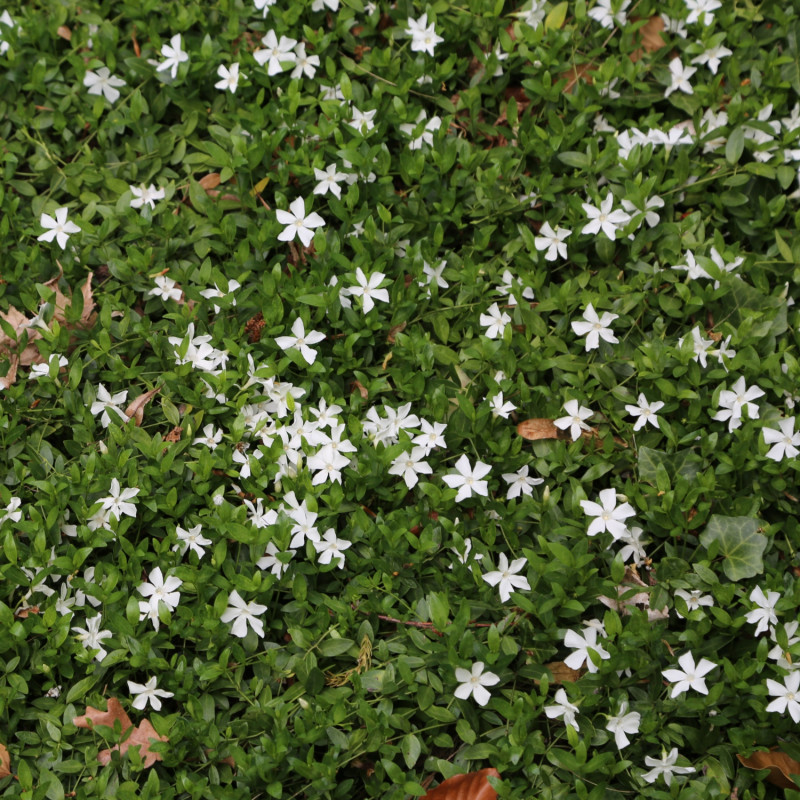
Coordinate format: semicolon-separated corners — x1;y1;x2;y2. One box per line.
737;749;800;790
15;606;40;618
0;356;18;390
517;418;561;441
57;25;72;40
0;742;9;779
387;321;407;344
422;768;500;800
123;387;162;427
164;426;183;442
533;661;584;685
599;567;669;621
350;380;368;400
630;16;666;63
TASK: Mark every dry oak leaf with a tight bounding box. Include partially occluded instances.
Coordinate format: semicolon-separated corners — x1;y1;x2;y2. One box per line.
124;386;162;427
0;742;10;779
533;661;585;685
598;567;669;622
73;698;168;768
422;768;501;800
630;16;666;63
737;749;800;790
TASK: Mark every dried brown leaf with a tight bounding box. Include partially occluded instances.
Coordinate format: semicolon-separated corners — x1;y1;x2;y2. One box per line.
198;173;221;190
422;768;501;800
0;356;18;390
57;25;72;40
350;380;368;400
599;568;669;621
387;321;407;344
98;718;168;768
123;387;161;427
533;661;584;685
630;16;666;63
560;62;595;94
15;606;40;618
164;426;183;442
517;418;561;441
0;742;9;779
737;749;800;790
73;698;133;732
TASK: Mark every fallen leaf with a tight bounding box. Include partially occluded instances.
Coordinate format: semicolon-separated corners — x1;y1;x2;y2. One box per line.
198;173;221;190
599;567;669;621
422;768;500;800
15;606;40;618
0;742;10;779
73;698;132;732
387;321;407;344
164;426;183;442
559;62;596;94
630;16;666;63
57;25;72;40
737;749;800;790
98;718;168;768
350;380;368;400
0;356;18;390
534;661;584;685
123;387;162;427
517;418;562;441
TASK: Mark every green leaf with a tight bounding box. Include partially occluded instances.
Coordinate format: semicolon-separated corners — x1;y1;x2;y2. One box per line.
776;230;794;263
699;515;767;580
401;733;421;768
318;638;355;657
545;2;568;30
638;447;702;484
725;127;744;164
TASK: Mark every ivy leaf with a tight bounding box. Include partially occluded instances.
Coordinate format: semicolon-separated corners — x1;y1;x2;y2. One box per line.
699;515;766;581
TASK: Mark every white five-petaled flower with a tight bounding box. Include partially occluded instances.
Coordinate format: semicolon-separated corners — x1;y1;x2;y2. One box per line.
127;677;174;711
275;318;325;365
662;651;717;697
571;303;619;351
712;376;765;432
674;589;714;618
348;268;390;313
221;590;268;638
625;393;665;431
588;0;631;28
443;454;491;502
83;66;126;103
762;417;800;461
29;354;68;379
276;197;325;248
685;0;721;25
672;251;711;280
479;302;511;339
581;193;630;240
215;63;243;93
766;672;800;723
692;42;732;74
554;399;594;442
454;662;500;706
406;13;444;56
291;43;320;79
502;465;543;500
482;553;530;603
130;184;165;210
488;392;516;419
137;567;183;631
642;748;695;786
745;586;780;635
534;221;572;261
38;208;81;249
389;447;433;490
606;701;640;749
312;528;352;569
192;423;223;450
99;478;140;521
90;384;129;428
563;627;611;673
313;164;347;199
157;34;189;79
0;497;22;525
254;30;298;75
257;542;293;577
581;488;636;539
399;110;442;150
173;523;212;559
72;615;113;662
544;687;579;731
148;275;182;303
664;58;697;98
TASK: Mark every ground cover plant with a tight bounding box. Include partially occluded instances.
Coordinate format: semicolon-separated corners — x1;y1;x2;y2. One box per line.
2;0;800;797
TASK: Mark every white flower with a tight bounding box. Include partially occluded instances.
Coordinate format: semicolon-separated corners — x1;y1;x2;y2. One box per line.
768;623;800;669
661;13;688;38
275;318;325;365
642;748;695;786
664;58;697;98
253;0;277;17
199;279;241;313
291;43;320;79
29;354;68;379
685;0;721;25
581;193;630;240
406;13;443;56
672;251;711;280
712;376;765;432
442;454;491;502
221;590;268;638
83;66;126;103
479;302;511;339
544;688;579;731
157;34;189;79
581;488;636;539
137;567;182;631
0;10;18;55
254;30;297;75
215;63;243;93
488;392;516;419
745;586;780;635
388;447;433;490
502;465;543;500
497;270;535;306
588;0;631;29
762;417;800;461
679;326;714;368
172;524;212;559
662;651;717;697
449;537;483;568
674;589;714;618
89;384;129;428
313;164;347;199
692;42;732;74
100;478;140;521
276;197;325;248
621;195;664;228
554;399;594;441
130;183;165;210
625;393;665;431
349;268;390;313
454;662;500;706
534;221;571;261
413;420;448;454
72;615;113;662
312;528;352;569
347;107;377;134
37;208;81;249
128;677;174;711
516;0;547;27
0;497;22;525
563;626;610;674
257;542;293;577
192;423;223;450
766;672;800;723
149;275;182;302
571;303;619;351
482;553;530;603
399;110;442;150
606;701;640;749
